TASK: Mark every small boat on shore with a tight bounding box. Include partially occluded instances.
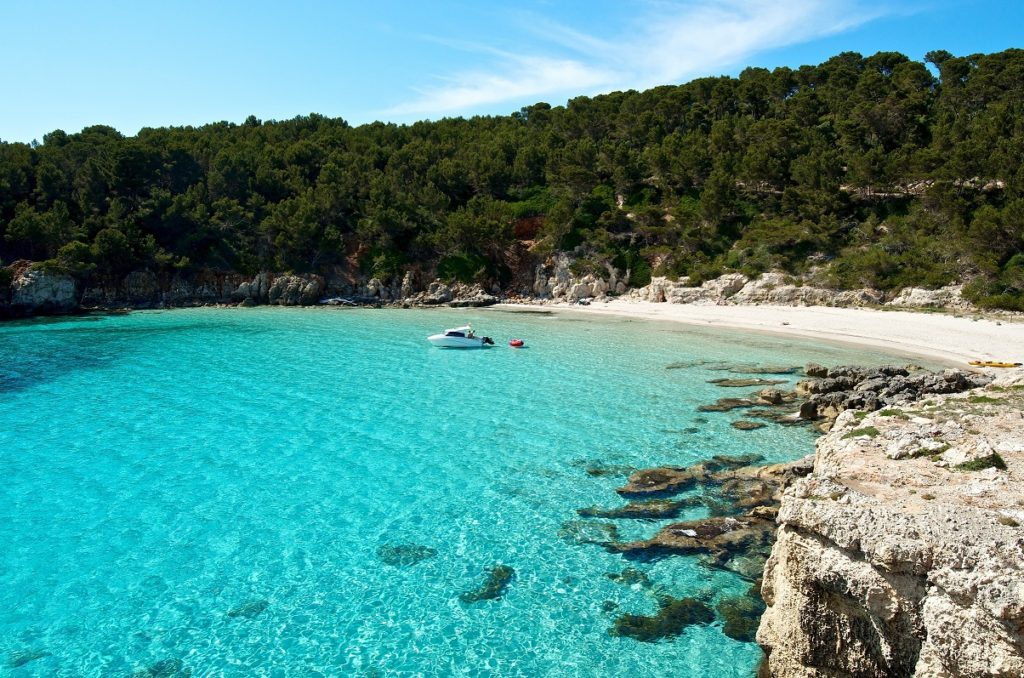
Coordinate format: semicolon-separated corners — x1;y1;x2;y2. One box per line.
427;325;494;348
968;360;1022;368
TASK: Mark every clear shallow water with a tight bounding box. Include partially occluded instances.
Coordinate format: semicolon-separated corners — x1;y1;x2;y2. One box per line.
0;307;925;677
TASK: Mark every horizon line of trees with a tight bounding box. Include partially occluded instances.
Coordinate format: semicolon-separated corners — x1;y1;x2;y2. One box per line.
2;48;1023;309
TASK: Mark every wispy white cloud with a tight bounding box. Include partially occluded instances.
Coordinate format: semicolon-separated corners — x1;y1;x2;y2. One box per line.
386;0;894;119
387;53;616;115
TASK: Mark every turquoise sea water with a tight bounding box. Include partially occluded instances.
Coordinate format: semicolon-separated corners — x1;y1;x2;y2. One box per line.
0;307;924;677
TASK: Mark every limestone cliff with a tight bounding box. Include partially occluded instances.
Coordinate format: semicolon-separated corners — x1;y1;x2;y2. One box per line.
757;369;1024;677
628;272;972;310
0;262;78;317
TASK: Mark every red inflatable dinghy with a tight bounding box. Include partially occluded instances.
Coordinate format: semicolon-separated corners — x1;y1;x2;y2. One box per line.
509;339;525;348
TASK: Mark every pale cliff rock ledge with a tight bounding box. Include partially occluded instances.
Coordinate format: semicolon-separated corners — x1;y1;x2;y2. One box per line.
757;368;1024;677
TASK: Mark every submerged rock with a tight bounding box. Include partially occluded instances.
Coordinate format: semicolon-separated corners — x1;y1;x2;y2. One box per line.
582;462;637;478
731;420;766;431
609;597;715;642
713;477;777;514
7;649;51;668
616;454;764;497
131;658;190;677
459;565;515;603
745;408;805;426
708;378;788;388
376;543;438;567
226;599;269;618
665;361;698;370
755;388;793;405
609;515;777;563
616;466;706;497
558;520;619;544
577;497;700;520
717;592;766;643
606;568;653;588
729;365;801;375
697;397;759;412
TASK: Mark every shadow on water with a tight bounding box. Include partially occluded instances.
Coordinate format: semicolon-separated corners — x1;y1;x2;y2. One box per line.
0;342;114;394
0;314;237;394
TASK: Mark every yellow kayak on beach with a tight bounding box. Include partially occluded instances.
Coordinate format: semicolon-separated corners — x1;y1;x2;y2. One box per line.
968;360;1023;368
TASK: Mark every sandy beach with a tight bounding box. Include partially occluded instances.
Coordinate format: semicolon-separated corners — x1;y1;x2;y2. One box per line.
497;300;1024;367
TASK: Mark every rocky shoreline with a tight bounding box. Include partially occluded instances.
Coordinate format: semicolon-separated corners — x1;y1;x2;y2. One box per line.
759;367;1024;677
0;252;1009;320
567;361;1021;676
5;257;1022;675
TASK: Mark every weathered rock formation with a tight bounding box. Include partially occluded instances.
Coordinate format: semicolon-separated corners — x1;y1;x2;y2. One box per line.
266;274;323;306
1;261;78;317
629;271;886;307
1;251;1014;318
81;269;250;308
886;284;971;310
531;253;627;301
624;270;991;313
794;364;993;429
757;368;1024;677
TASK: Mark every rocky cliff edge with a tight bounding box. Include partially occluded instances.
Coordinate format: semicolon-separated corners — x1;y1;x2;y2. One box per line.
757;368;1024;677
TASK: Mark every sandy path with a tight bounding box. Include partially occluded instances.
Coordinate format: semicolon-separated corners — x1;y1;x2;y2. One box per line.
494;300;1024;367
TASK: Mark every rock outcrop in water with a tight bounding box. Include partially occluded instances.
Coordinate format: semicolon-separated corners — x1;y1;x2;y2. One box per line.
757;368;1024;677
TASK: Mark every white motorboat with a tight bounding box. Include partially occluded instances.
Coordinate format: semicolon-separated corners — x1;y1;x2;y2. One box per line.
426;325;494;348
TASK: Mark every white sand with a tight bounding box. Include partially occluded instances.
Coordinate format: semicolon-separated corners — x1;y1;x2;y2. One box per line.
497;300;1024;367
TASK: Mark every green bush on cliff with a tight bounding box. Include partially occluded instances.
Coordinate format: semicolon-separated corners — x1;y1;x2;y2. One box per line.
954;453;1007;472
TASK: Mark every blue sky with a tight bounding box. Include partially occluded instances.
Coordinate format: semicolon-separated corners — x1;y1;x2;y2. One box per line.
1;0;1021;143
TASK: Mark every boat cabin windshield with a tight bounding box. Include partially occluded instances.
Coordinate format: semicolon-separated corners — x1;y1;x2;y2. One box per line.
443;326;473;338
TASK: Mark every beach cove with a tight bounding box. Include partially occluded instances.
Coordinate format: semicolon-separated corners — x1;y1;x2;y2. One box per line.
0;305;956;676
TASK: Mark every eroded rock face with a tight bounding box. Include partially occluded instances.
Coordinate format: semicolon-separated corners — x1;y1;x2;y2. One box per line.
794;365;992;427
531;253;625;301
7;265;77;315
234;272;271;303
886;284;970;310
124;270;160;304
757;372;1024;677
630;271;887;308
268;275;323;306
627;270;987;311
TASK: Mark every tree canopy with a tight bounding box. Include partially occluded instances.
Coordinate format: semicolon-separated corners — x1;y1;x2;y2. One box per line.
2;49;1023;308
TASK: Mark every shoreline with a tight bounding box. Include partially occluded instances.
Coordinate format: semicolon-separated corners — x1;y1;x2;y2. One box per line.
11;298;1023;369
490;299;1024;368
